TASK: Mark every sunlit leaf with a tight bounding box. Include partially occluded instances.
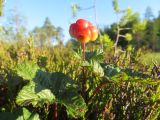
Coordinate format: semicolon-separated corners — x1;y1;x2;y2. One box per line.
16;82;55;107
16;62;39;81
125;33;132;41
90;60;104;77
15;107;40;120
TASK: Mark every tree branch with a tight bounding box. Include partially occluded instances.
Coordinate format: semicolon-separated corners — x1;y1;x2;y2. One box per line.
78;6;94;11
119;28;131;31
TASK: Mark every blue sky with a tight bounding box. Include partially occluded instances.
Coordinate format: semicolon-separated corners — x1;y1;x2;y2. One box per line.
1;0;160;41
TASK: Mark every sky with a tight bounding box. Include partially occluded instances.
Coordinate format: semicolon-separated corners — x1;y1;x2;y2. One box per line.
1;0;160;41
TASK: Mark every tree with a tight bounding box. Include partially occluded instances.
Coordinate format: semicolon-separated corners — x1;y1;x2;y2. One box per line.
158;11;160;18
55;27;63;44
100;0;148;53
32;26;47;47
0;8;27;42
6;8;27;42
152;16;160;51
42;17;57;45
111;0;147;55
32;17;63;47
145;6;154;21
0;0;3;16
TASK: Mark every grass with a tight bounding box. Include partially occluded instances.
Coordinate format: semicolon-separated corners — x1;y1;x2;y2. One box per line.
140;52;160;66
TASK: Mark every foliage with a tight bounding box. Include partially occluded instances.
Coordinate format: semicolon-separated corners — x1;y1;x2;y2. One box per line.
113;0;120;12
0;31;160;120
125;33;132;41
16;82;55;107
15;61;87;118
0;0;160;120
140;52;160;65
32;17;63;47
71;3;80;18
0;107;40;120
99;34;114;49
0;0;4;16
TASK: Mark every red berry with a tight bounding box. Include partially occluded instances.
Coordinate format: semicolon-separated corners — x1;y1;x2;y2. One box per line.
89;26;98;41
76;19;89;30
69;19;98;43
69;23;77;38
76;28;91;43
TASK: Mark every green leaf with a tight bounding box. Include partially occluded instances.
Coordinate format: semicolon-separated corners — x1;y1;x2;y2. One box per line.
16;107;31;120
30;69;87;118
104;64;121;77
16;62;39;81
50;72;77;96
119;7;139;26
90;60;104;77
16;82;55;107
123;68;149;78
0;108;40;120
24;70;87;118
61;95;87;118
15;107;40;120
85;49;104;62
111;72;129;82
74;49;104;62
132;20;147;33
112;0;120;12
99;34;114;48
127;45;134;51
150;107;160;120
151;85;160;102
49;72;87;118
74;48;82;60
71;3;80;17
34;70;51;87
28;113;40;120
81;61;90;67
125;33;133;41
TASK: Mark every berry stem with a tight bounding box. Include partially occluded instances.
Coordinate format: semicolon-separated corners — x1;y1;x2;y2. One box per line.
81;42;88;103
53;103;58;120
82;43;86;61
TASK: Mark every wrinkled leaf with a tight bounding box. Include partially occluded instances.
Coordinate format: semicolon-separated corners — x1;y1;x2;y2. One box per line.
16;62;39;81
33;71;87;118
16;82;55;107
74;49;104;62
85;49;104;62
49;72;87;118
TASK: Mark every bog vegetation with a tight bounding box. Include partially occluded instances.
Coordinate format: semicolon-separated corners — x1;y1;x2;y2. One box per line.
0;0;160;120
